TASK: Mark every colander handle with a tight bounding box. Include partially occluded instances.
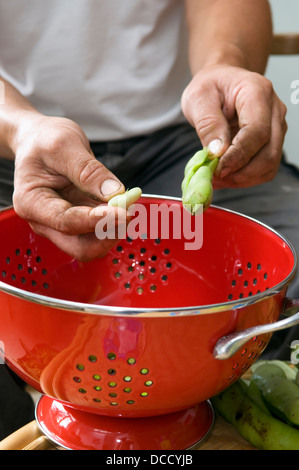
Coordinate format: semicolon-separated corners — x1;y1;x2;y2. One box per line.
213;298;299;360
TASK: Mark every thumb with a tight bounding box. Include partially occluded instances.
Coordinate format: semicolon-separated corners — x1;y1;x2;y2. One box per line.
69;151;125;202
181;84;231;157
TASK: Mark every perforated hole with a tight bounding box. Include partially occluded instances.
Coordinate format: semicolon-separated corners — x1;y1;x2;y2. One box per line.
110;239;172;295
1;249;50;291
73;352;153;407
227;261;269;301
127;358;136;365
226;336;266;381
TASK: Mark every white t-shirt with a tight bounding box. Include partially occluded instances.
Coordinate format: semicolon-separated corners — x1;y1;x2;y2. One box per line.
0;0;191;141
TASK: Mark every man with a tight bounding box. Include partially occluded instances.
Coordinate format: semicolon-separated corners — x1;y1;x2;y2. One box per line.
0;0;297;439
0;0;288;259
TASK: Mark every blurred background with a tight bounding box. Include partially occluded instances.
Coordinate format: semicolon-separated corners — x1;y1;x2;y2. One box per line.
267;0;299;166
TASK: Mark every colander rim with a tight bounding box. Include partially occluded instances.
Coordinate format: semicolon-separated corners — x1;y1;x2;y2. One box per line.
0;199;297;317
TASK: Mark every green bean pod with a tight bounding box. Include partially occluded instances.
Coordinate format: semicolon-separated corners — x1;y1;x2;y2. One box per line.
181;147;218;214
108;187;142;209
252;372;299;426
211;380;299;450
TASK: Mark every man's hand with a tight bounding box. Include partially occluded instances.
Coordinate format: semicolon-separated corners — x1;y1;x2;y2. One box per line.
12;114;128;261
181;65;287;189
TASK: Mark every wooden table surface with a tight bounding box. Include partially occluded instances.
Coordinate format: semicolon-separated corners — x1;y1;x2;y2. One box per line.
0;414;256;450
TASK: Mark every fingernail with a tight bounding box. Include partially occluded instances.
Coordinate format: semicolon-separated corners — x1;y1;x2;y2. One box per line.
101;179;121;196
208;139;224;157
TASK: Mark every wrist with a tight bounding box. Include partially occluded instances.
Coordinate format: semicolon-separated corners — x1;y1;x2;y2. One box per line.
9;110;44;156
200;43;249;71
0;109;42;159
0;77;42;158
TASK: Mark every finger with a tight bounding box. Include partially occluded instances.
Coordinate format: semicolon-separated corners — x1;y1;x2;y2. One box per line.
40;119;125;202
66;152;125;202
29;223;125;261
214;98;287;188
181;80;231;156
14;186;130;236
216;78;274;178
29;203;130;261
58;184;101;207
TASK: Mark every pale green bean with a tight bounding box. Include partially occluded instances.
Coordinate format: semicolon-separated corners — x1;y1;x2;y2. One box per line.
108;187;142;209
181;147;218;214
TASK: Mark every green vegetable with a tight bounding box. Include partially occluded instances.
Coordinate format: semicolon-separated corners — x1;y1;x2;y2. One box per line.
181;147;218;214
251;360;297;381
251;363;287;380
246;380;272;416
252;366;299;427
108;187;142;209
211;380;299;450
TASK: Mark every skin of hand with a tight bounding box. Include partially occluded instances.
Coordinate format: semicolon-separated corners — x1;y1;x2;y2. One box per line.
182;0;288;189
12;113;128;261
181;64;287;189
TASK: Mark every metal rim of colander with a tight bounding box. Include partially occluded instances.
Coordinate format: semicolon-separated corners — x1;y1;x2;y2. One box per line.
0;196;297;317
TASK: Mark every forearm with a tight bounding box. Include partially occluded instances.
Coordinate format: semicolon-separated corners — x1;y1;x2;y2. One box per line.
185;0;273;75
0;77;41;159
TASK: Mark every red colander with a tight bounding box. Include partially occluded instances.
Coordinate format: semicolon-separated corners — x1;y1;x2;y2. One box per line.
0;195;298;450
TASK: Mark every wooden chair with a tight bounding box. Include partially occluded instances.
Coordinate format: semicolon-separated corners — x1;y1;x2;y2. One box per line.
271;33;299;55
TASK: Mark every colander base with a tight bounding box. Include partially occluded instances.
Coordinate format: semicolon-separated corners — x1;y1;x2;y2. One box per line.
35;395;214;450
